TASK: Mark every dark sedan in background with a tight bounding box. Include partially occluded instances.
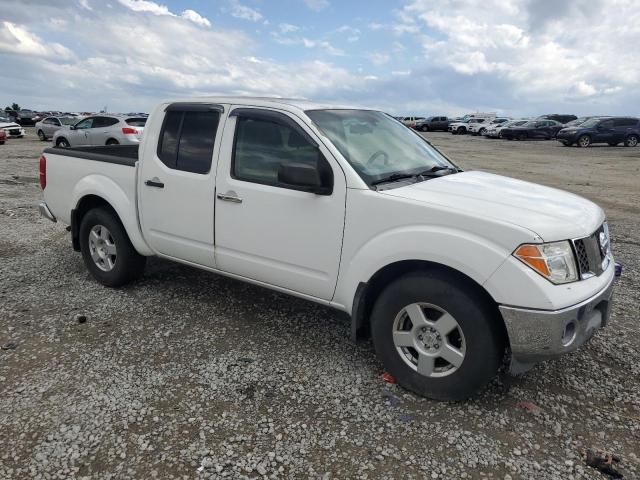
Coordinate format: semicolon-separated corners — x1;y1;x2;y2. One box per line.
557;117;639;147
500;119;564;140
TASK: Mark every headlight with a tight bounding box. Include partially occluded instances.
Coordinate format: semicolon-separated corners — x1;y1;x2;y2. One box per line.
514;241;578;284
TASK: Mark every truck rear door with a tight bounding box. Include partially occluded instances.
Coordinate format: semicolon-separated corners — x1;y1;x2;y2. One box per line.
213;107;346;300
138;103;226;267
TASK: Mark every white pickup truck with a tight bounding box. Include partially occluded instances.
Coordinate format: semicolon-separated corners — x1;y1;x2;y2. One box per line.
39;97;617;400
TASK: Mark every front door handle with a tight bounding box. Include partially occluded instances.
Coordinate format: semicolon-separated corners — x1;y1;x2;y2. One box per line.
216;192;242;203
145;179;164;188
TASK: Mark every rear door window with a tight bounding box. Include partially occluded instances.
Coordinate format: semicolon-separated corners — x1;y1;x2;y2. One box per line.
93;117;120;128
614;118;638;128
157;108;221;174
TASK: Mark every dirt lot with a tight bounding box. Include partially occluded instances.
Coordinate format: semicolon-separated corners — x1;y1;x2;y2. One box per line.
1;129;638;479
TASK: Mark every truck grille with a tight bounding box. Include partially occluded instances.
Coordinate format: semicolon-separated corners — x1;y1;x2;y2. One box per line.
572;224;608;279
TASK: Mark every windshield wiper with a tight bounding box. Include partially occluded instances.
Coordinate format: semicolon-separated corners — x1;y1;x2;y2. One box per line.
416;165;459;175
370;172;417;186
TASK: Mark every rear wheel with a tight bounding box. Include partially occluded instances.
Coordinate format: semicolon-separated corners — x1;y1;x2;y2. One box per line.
625;134;639;147
106;138;119;145
371;271;505;401
56;137;70;148
37;130;46;141
79;208;146;287
577;135;591;148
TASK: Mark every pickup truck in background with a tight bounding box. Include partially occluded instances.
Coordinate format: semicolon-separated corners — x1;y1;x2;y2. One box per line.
39;97;617;400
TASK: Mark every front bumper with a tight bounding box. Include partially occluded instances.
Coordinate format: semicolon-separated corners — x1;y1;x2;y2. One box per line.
39;202;57;223
499;273;615;365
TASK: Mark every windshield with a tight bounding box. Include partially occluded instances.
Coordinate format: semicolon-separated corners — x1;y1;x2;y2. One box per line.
580;118;602;128
59;117;76;125
306;109;455;185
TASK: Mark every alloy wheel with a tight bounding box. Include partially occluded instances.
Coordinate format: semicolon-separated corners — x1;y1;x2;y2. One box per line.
88;225;117;272
392;303;466;378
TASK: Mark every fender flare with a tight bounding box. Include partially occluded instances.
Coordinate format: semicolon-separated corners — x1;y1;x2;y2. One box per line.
71;175;153;256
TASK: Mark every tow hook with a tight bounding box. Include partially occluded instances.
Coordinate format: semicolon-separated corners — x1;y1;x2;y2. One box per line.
615;262;623;278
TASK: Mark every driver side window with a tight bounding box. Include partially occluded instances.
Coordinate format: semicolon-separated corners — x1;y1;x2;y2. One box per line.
232;114;330;189
75;118;94;129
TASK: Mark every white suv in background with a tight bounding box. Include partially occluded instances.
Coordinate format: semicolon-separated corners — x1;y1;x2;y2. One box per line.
53;115;147;148
468;118;510;136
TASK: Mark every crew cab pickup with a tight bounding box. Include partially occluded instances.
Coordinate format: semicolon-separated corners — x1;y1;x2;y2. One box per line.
39;97;617;401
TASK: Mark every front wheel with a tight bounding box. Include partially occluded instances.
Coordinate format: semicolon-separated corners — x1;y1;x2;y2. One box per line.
625;134;639;147
56;137;70;148
371;271;505;401
79;208;146;287
577;135;591;148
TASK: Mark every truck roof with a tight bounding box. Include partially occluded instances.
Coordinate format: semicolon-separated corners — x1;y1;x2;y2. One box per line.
164;96;366;113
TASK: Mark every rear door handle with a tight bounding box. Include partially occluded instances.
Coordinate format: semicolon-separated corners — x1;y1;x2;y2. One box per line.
216;192;242;203
145;179;164;188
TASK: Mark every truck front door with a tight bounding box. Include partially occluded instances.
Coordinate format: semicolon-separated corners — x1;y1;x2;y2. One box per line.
138;103;226;267
213;107;346;300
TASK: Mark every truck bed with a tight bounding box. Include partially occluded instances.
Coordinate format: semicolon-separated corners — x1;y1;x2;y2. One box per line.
43;145;139;167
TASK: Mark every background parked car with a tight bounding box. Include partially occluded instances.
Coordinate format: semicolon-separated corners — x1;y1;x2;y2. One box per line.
537;114;577;125
8;109;38;126
53;115;147;147
557;117;640;147
500;119;564;140
35;116;78;141
414;116;450;132
0;115;26;138
401;116;425;128
468;117;510;136
449;117;489;135
483;119;529;138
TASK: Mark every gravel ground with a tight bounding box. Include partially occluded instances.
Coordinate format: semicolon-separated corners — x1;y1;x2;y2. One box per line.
0;129;638;479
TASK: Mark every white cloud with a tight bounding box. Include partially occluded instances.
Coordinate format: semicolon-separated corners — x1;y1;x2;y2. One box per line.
117;0;211;27
400;0;640;102
0;2;360;112
230;3;263;22
304;0;329;11
181;9;211;27
0;22;74;60
278;23;300;34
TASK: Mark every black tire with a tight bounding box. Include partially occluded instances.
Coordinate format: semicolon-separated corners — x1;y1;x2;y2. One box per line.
371;271;505;401
478;128;486;136
0;141;4;145
577;135;591;148
106;138;119;145
37;130;46;141
56;137;70;148
79;208;146;287
458;127;467;135
624;134;639;147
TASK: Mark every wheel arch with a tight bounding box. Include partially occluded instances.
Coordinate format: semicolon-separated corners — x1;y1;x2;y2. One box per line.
350;260;507;344
71;185;152;256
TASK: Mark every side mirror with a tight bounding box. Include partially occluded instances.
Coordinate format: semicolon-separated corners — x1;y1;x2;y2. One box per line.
278;162;331;195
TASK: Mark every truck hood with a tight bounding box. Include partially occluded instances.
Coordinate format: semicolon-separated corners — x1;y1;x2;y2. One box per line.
383;171;604;241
